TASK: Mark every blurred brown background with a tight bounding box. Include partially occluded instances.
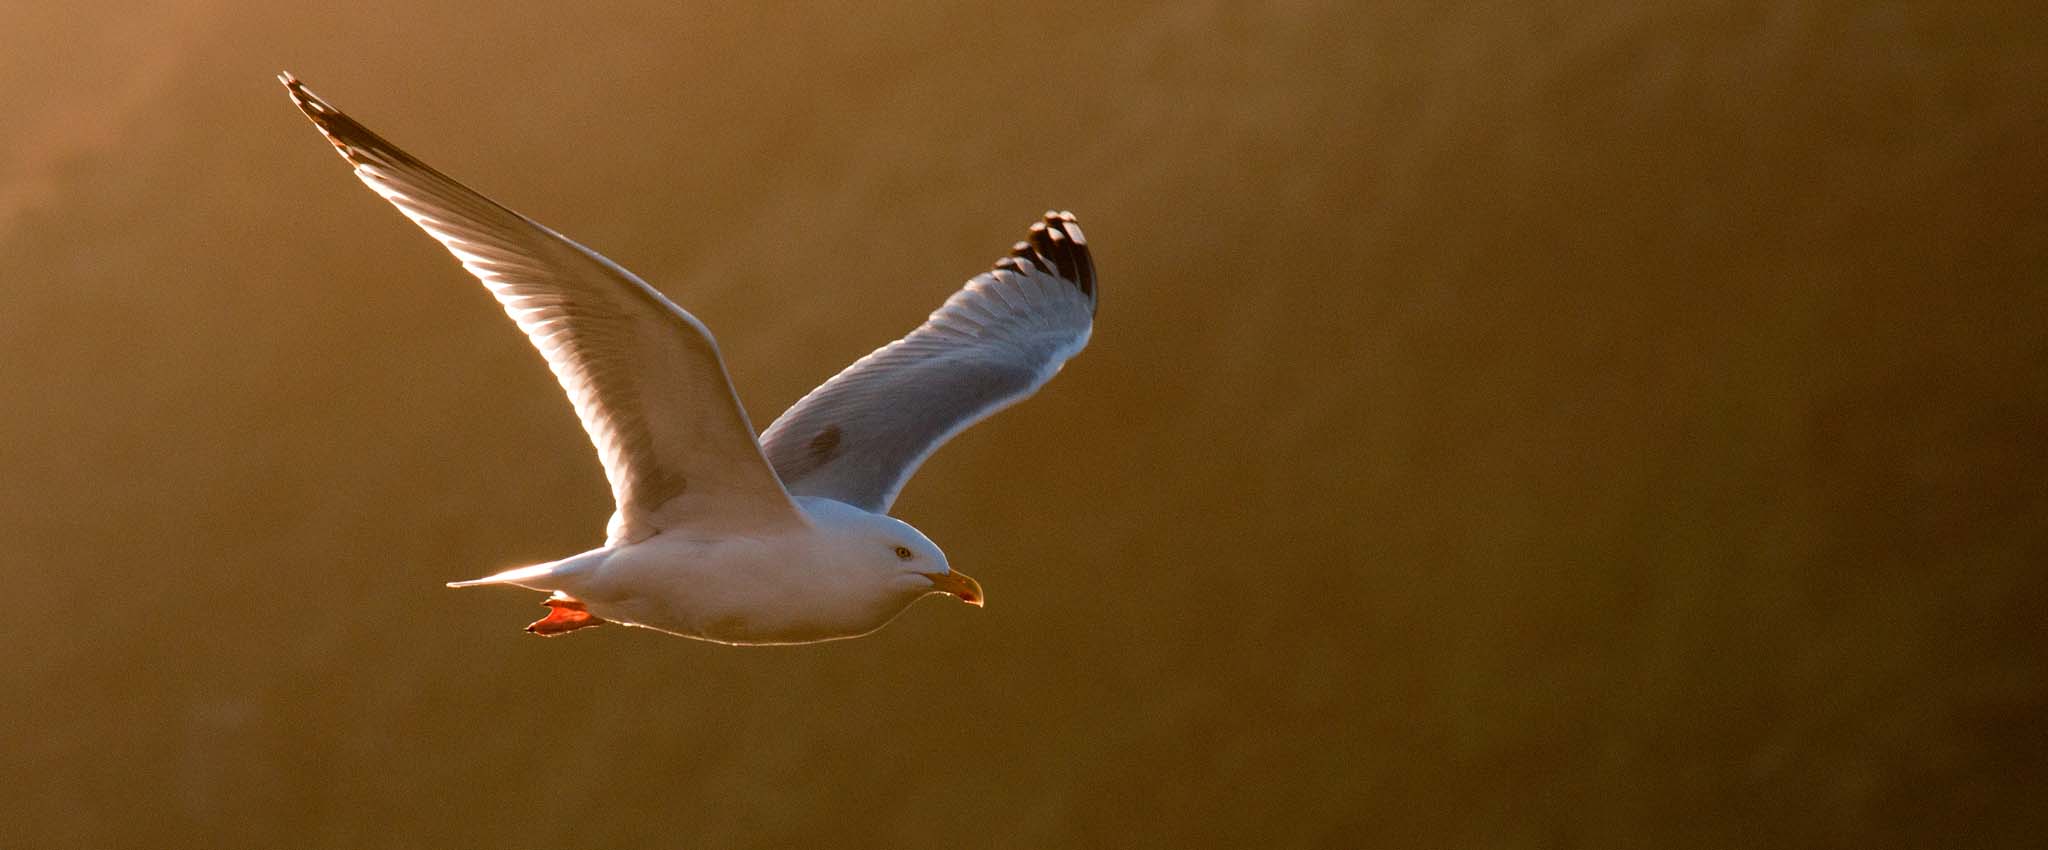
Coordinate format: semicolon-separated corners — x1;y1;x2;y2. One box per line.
2;1;2042;847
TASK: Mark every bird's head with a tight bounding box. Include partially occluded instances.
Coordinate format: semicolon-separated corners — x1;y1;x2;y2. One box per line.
858;512;982;607
804;500;984;608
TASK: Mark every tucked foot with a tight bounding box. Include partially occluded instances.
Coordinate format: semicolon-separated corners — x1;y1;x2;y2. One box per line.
525;595;605;636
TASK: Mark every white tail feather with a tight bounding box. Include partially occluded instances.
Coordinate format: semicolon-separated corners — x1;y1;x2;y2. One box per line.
446;561;563;589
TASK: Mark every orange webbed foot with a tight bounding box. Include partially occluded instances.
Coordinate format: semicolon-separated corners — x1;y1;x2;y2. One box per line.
525;596;605;636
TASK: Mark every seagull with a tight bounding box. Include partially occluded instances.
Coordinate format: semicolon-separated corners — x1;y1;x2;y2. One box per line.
280;73;1096;644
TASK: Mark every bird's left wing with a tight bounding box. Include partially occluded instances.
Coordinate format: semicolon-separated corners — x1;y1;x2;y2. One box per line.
282;74;804;543
759;212;1097;513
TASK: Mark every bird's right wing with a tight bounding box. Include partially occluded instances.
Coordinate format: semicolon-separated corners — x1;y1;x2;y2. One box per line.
759;212;1097;513
282;74;804;544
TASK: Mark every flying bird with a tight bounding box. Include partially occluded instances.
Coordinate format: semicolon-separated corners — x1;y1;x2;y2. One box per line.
280;73;1096;644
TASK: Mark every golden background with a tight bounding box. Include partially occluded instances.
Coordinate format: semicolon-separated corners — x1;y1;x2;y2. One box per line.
2;2;2041;846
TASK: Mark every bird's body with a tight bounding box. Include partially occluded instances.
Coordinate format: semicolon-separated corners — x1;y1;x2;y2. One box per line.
460;498;959;644
280;73;1096;644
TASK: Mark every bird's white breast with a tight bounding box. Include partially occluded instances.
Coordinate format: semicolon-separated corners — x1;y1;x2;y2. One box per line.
553;512;921;645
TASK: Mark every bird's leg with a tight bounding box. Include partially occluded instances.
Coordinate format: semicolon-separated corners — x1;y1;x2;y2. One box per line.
525;594;605;636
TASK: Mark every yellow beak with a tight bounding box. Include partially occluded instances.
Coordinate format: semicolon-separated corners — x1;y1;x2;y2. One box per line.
926;570;985;607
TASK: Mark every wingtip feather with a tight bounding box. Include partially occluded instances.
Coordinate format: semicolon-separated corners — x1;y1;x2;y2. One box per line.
997;210;1096;309
277;74;391;171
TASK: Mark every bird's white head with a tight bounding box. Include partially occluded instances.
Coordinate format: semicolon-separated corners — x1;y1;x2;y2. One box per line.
886;520;983;608
805;499;983;608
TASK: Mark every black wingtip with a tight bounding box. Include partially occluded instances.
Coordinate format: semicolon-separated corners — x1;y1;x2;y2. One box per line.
278;71;318;110
998;210;1096;310
277;73;418;174
279;73;339;132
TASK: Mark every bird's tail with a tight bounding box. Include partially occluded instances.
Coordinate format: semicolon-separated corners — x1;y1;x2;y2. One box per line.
446;563;559;589
446;549;605;591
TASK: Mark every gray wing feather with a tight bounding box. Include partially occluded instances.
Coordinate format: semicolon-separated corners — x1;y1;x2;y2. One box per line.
760;212;1097;512
282;74;803;543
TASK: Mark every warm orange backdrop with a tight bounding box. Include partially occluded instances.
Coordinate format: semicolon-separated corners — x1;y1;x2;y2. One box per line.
1;2;2041;847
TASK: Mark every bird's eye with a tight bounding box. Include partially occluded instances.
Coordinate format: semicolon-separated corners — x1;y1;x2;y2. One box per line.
893;546;914;561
